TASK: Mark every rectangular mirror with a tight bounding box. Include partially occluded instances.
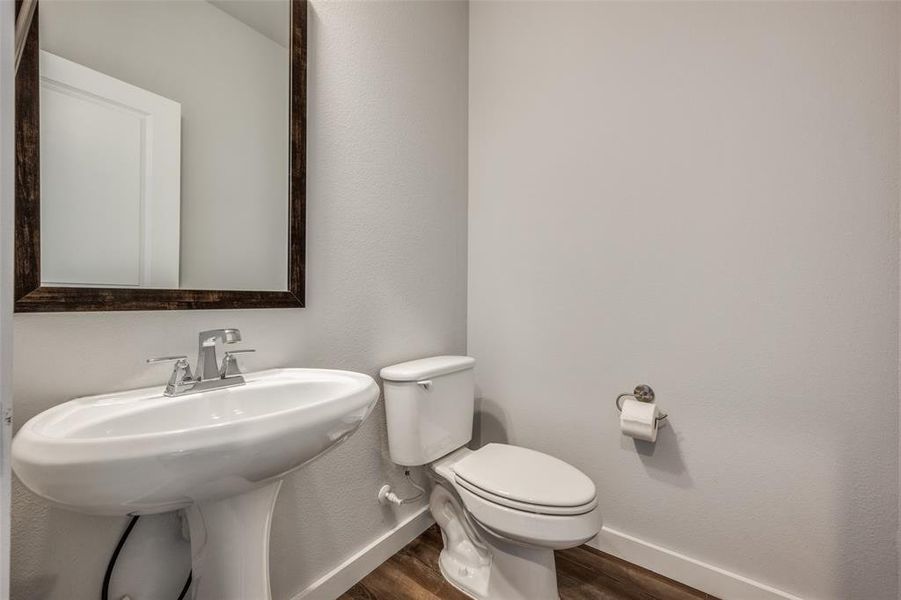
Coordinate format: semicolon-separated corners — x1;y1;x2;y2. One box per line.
15;0;305;311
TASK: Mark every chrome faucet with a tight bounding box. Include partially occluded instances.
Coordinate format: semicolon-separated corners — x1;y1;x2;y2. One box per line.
147;328;255;397
197;328;242;381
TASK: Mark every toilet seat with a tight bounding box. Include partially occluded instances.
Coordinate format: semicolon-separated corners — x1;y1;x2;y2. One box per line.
454;480;601;549
452;443;597;513
445;443;602;549
455;477;598;516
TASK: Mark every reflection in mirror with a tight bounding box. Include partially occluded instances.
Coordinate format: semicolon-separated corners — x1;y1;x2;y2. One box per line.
38;0;290;291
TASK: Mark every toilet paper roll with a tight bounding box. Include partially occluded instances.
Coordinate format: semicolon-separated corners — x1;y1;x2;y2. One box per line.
620;398;659;442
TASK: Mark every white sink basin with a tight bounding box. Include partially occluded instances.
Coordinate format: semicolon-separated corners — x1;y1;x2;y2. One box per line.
12;368;379;600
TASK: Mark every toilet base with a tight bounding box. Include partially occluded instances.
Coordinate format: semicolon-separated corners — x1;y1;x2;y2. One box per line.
438;552;485;599
439;532;560;600
430;483;560;600
481;530;559;600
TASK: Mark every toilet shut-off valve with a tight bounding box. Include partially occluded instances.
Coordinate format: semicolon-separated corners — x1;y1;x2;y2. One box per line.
377;469;426;506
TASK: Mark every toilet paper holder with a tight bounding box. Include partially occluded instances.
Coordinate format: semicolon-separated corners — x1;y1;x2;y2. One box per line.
615;384;668;423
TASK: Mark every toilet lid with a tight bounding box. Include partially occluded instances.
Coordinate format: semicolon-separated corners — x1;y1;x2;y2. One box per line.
452;444;597;512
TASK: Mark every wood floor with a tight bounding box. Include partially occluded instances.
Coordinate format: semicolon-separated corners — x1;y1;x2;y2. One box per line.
339;525;719;600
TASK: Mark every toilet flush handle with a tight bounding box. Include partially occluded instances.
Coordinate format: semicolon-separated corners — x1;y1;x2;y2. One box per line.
417;380;432;390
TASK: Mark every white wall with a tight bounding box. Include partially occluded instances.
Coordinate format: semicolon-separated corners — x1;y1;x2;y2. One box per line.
11;1;468;599
1;1;15;597
40;0;290;291
469;2;899;599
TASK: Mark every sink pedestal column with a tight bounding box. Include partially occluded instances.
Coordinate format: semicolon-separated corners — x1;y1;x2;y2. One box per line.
185;480;283;600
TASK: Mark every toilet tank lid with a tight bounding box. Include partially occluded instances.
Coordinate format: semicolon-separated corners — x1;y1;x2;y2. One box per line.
380;356;475;382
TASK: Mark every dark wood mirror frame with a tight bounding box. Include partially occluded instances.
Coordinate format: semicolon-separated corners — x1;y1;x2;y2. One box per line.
14;0;306;312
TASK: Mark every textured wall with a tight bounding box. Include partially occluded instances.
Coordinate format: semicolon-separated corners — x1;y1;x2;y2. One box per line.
11;1;468;598
468;2;899;599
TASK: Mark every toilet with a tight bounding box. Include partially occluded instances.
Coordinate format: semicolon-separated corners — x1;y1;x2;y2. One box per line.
380;356;601;600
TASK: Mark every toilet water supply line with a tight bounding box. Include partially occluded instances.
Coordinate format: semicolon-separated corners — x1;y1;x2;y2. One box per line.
378;469;427;505
377;469;490;554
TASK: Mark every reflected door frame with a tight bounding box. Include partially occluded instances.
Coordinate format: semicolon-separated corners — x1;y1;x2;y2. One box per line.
40;50;182;289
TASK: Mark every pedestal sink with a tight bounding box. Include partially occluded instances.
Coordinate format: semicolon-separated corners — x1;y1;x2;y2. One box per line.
12;368;379;600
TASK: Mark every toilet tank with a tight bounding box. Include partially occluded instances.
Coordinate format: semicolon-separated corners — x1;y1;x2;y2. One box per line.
380;356;476;466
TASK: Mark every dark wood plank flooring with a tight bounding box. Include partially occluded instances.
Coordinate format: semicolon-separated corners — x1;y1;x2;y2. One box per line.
340;525;719;600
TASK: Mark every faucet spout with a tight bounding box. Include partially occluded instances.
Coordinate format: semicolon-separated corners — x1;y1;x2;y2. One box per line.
197;328;242;381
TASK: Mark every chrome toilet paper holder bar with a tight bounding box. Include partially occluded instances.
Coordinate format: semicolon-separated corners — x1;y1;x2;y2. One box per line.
615;384;668;423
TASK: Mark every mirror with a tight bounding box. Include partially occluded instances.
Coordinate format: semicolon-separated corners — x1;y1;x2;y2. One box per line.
15;0;305;311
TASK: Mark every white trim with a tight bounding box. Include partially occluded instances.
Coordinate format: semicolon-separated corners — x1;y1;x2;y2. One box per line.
289;508;802;600
592;526;805;600
293;506;434;600
0;1;14;597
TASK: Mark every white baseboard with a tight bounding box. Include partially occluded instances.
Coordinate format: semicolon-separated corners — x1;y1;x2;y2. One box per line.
293;506;434;600
592;526;804;600
292;509;802;600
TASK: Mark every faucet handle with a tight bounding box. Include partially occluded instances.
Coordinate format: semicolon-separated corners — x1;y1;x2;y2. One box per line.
147;355;195;393
146;355;189;364
220;349;255;378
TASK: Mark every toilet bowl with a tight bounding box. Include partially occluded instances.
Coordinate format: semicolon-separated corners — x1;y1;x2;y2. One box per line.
380;356;602;600
429;445;601;599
